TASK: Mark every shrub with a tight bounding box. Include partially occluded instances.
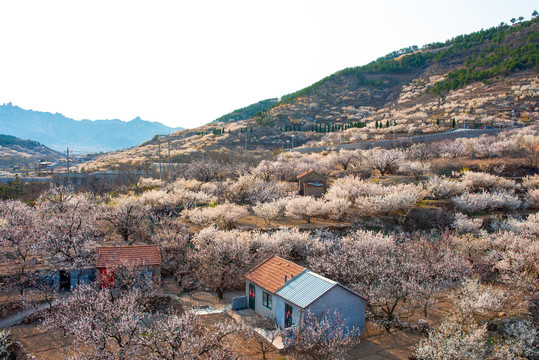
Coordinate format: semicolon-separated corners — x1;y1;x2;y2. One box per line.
327;177;422;216
285;197;324;223
366;148;405;176
526;188;539;208
252;201;282;225
0;330;11;359
320;197;352;221
137;177;162;189
522;174;539;189
462;171;515;192
452;191;521;212
486;232;539;290
252;228;319;260
427;176;470;199
398;161;432;180
497;213;539;235
452;213;482;234
184;203;248;229
372;186;422;215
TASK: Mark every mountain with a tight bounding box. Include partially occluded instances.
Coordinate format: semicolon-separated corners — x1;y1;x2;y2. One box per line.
0;134;61;167
0;103;182;153
78;17;539;171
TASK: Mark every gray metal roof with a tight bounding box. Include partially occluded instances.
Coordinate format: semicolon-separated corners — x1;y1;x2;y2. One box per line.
276;270;336;308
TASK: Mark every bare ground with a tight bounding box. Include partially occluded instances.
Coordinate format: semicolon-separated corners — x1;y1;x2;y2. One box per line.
9;283;532;359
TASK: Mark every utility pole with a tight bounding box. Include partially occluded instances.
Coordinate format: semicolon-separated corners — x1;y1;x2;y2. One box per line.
295;308;304;359
66;147;70;186
167;139;171;181
157;138;162;182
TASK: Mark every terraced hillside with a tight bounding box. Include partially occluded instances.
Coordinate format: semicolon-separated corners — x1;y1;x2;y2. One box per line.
80;18;538;171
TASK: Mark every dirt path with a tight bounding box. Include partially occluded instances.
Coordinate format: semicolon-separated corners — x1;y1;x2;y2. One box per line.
0;302;52;329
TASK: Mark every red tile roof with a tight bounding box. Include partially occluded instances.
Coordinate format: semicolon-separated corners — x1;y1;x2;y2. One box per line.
297;169;326;179
245;255;305;293
297;169;314;179
96;245;161;268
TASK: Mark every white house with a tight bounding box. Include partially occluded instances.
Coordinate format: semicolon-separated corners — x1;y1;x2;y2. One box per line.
245;255;368;333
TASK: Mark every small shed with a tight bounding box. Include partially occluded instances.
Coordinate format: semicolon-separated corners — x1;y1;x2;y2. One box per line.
245;255;367;333
297;169;327;197
96;245;161;288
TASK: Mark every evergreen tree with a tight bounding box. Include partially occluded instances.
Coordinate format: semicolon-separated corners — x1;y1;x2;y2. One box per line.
452;118;456;128
386;120;390;127
375;121;379;129
436;118;440;126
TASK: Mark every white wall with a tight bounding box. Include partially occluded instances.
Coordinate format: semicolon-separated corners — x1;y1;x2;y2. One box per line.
245;280;276;319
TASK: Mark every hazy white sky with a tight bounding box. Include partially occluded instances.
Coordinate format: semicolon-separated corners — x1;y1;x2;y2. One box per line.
0;0;536;128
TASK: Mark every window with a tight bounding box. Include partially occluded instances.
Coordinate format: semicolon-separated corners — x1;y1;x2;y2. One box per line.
262;291;272;309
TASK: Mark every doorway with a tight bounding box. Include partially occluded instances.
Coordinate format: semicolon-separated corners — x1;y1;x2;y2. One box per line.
248;283;255;310
285;303;293;328
59;270;70;291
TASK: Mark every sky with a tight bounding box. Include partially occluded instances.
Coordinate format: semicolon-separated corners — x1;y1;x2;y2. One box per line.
0;1;536;129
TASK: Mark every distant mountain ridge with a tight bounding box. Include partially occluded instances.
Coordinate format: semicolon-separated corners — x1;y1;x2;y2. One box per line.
0;103;182;153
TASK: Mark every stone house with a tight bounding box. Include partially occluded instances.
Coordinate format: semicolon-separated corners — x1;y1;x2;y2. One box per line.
297;169;327;197
96;245;161;288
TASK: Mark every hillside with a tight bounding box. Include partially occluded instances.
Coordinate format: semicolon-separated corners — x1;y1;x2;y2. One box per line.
213;98;279;123
0;103;182;153
80;18;538;171
0;134;61;168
